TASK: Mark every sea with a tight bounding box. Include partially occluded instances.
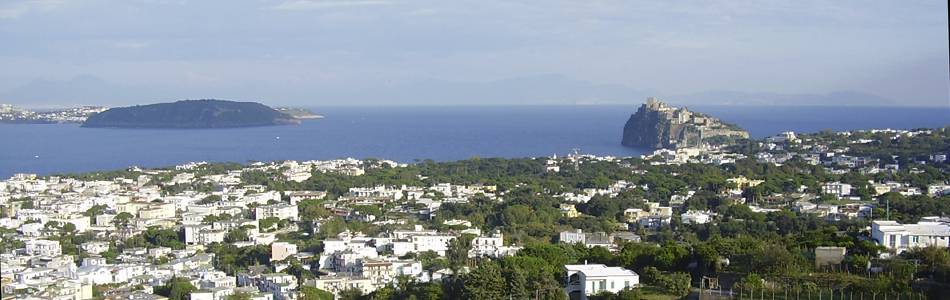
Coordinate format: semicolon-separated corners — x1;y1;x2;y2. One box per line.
1;105;948;179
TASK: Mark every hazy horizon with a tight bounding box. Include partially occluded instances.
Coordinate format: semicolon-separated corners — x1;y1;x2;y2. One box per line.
1;1;948;107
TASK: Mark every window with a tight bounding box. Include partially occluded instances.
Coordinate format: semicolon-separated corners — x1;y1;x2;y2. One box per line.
625;281;630;288
600;281;606;291
610;281;615;289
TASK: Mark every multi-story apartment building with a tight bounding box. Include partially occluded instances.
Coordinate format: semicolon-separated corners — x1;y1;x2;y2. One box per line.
25;239;62;257
255;204;298;222
822;182;852;197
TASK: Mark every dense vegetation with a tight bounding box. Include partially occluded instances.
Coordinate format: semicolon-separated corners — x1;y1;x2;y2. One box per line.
32;127;950;299
242;128;950;299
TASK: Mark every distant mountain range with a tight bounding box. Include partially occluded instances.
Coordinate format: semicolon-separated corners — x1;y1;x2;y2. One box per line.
0;75;142;109
0;74;896;108
662;90;896;107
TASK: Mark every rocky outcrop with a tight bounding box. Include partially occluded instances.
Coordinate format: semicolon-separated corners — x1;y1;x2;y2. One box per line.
621;98;749;149
81;99;300;128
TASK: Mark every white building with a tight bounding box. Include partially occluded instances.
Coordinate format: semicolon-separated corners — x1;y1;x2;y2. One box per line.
559;230;586;245
306;276;375;297
25;239;62;257
638;215;672;229
564;264;640;300
288;191;327;205
391;234;455;256
260;273;297;300
184;224;215;245
871;219;950;254
469;232;505;257
271;242;298;261
255;204;298;222
383;225;458;256
927;184;950;197
680;211;713;225
822;182;852;197
80;242;110;255
323;231;375;254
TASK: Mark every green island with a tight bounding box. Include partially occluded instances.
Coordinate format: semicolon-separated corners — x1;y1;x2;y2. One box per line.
2;127;949;300
81;99;301;128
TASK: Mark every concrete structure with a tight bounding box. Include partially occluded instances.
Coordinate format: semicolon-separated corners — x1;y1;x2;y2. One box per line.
815;246;847;267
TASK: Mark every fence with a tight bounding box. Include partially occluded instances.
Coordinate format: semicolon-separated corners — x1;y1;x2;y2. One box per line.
698;288;930;300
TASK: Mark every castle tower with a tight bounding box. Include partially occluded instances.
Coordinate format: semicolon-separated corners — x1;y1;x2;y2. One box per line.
645;97;667;110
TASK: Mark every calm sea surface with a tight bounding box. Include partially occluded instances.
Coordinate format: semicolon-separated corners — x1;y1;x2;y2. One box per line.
1;105;948;178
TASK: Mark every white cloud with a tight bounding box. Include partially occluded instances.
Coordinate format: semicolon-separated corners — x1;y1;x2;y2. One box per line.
0;0;64;19
269;0;393;10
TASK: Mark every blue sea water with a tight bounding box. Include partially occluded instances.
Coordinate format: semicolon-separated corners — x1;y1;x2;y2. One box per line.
1;105;948;178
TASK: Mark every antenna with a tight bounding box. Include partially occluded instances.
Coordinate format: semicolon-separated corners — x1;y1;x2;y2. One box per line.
572;148;580;170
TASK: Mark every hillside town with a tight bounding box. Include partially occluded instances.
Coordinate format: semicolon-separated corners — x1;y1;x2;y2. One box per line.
0;104;108;124
1;127;949;300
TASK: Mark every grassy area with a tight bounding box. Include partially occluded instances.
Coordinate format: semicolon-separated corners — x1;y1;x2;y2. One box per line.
726;289;927;300
639;286;684;300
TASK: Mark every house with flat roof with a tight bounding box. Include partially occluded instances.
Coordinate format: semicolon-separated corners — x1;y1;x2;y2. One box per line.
871;219;950;255
564;264;639;300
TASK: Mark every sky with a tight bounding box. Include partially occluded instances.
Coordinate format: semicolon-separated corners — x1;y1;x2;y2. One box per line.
0;0;948;107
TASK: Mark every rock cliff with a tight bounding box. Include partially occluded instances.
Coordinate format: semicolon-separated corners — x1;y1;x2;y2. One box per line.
81;99;300;128
621;98;749;149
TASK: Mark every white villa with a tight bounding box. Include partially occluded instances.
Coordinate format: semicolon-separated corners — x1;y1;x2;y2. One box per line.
871;218;950;254
564;264;639;300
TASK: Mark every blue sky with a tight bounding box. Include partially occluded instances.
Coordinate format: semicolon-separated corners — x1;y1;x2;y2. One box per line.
0;0;947;106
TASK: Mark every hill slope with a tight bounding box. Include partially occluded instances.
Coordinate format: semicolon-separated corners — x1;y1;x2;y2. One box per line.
81;100;300;128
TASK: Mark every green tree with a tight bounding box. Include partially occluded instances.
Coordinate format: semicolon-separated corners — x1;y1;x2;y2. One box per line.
446;234;475;268
62;222;77;234
300;286;334;300
83;205;107;224
462;263;508;300
114;212;134;227
154;277;197;300
338;287;364;300
225;291;252;300
656;272;691;296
